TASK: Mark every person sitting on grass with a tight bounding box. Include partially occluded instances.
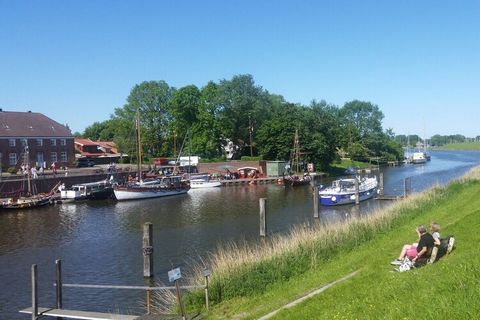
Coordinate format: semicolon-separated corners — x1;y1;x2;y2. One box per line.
391;225;436;266
430;222;441;246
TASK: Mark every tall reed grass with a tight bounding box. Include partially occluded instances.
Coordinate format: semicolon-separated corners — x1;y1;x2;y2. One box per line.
180;167;480;312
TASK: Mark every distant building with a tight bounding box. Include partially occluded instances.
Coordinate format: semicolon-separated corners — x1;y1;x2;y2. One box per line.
0;109;75;169
74;138;124;164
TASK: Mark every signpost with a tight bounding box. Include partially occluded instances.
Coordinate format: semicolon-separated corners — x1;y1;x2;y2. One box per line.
168;267;185;320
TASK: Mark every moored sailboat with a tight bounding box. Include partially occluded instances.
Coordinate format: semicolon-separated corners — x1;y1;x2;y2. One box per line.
0;144;58;210
112;115;190;201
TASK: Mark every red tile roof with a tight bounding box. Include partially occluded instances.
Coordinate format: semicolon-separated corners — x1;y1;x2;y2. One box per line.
75;138;99;146
0;111;72;137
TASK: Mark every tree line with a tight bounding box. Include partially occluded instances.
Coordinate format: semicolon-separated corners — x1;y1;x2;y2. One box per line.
78;74;404;170
394;134;479;147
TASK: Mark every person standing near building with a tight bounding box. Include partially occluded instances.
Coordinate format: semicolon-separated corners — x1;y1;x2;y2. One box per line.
31;166;38;179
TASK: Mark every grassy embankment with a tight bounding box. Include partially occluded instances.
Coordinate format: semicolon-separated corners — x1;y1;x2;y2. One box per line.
435;141;480;151
181;167;480;319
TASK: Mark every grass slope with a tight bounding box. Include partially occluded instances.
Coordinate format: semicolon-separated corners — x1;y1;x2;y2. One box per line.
435;142;480;151
196;170;480;319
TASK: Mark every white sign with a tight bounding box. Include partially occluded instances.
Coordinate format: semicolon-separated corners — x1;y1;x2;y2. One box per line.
168;267;182;282
203;269;211;277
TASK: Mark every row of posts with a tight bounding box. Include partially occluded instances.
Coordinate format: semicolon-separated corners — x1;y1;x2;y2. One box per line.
260;172;414;237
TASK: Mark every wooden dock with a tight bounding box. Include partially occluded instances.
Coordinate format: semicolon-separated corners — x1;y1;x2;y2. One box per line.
221;177;281;186
376;195;404;201
20;307;139;320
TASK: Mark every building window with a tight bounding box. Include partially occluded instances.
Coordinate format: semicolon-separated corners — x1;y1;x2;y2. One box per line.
9;139;16;147
36;139;43;147
60;139;66;146
60;152;67;162
50;139;57;146
9;153;17;165
36;152;44;166
51;152;57;163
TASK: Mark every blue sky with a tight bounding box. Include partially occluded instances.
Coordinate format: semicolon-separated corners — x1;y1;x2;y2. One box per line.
1;1;479;137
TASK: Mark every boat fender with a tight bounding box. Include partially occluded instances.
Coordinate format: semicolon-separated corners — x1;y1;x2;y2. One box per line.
350;195;356;200
331;196;337;202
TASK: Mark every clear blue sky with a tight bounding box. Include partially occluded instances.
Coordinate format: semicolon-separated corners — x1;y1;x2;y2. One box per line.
1;1;479;137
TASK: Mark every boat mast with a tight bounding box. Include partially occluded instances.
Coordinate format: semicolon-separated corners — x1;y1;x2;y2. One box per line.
25;142;31;195
136;113;142;183
293;129;300;174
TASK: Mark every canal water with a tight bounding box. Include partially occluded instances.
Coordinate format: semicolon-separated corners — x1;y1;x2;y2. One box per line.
1;150;479;319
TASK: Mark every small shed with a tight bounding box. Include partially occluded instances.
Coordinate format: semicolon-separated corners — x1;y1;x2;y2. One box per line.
266;161;287;177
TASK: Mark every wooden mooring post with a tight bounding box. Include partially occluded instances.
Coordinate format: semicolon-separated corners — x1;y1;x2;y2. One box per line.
404;177;412;198
313;186;320;219
143;222;154;278
55;259;62;309
355;177;360;205
259;198;267;237
31;264;38;320
379;172;384;196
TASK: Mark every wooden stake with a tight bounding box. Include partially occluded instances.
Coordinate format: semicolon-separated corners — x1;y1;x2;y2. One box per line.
313;186;319;219
355;177;360;205
259;198;266;237
379;173;384;196
143;222;154;278
55;259;62;309
204;271;210;310
31;264;38;320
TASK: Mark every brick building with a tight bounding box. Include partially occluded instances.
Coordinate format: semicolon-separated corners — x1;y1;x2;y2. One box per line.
0;110;75;169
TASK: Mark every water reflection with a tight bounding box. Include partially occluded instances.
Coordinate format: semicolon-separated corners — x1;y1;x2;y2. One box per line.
1;150;479;319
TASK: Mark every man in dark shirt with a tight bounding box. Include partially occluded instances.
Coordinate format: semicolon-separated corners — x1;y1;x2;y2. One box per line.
412;225;435;263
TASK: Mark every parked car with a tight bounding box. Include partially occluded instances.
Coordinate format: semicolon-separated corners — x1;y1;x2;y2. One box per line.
76;158;96;167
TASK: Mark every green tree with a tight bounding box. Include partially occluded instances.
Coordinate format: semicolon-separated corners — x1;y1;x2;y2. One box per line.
112;80;174;158
83;120;116;141
216;74;273;159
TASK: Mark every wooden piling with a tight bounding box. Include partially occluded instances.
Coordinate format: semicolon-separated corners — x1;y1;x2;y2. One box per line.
404;177;412;198
259;198;266;237
379;173;384;196
204;269;210;310
355;177;360;205
31;264;38;320
143;222;154;278
313;186;320;219
55;259;62;309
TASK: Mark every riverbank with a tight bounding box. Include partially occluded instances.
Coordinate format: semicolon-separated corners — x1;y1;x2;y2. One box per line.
183;167;480;319
434;141;480;151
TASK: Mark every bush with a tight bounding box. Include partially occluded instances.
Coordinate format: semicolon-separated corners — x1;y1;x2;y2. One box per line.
7;167;17;174
240;156;263;161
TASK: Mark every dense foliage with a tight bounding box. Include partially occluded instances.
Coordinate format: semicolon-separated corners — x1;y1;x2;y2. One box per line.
81;74;404;167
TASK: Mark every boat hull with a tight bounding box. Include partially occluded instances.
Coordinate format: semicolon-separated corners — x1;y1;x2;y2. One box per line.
190;181;222;189
320;187;377;206
0;196;53;209
113;187;189;201
283;175;312;187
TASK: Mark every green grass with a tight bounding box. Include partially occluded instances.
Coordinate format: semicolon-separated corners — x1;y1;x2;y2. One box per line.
328;159;371;176
435;141;480;151
180;167;480;319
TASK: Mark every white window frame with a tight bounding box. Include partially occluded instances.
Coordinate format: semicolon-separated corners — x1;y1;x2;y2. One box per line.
50;139;57;146
50;152;57;163
36;152;44;166
36;139;43;147
9;139;16;147
60;151;67;162
60;139;66;146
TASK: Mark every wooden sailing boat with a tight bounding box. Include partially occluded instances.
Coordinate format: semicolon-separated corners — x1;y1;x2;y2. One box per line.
113;114;190;201
283;130;312;187
0;144;58;209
